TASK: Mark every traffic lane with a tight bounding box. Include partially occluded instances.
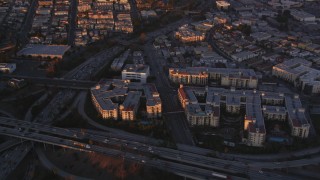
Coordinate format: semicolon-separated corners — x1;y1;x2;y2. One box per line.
164;113;194;145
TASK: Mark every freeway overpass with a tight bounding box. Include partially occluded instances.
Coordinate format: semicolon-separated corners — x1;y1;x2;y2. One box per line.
0;117;238;180
0;117;312;180
0;75;96;89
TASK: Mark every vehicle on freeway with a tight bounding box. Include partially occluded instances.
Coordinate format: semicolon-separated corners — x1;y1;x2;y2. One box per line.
85;144;91;149
259;170;263;174
211;172;228;179
141;160;146;163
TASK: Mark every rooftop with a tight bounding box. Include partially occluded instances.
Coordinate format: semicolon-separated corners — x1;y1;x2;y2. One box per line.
17;44;70;57
123;64;149;74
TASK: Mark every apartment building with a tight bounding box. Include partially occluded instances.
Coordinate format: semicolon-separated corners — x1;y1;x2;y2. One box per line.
272;58;320;94
178;86;220;127
91;79;162;120
178;86;310;147
169;67;258;88
119;91;142;121
285;95;310;138
144;84;162;118
175;24;205;43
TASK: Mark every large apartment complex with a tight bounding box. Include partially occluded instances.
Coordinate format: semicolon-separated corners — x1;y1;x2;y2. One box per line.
91;79;161;121
178;86;310;147
169;67;258;89
272;58;320;94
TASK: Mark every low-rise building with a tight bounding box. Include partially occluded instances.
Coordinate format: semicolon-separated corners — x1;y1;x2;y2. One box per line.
17;44;70;59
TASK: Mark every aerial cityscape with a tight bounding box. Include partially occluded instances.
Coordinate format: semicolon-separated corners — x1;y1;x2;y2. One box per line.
0;0;320;179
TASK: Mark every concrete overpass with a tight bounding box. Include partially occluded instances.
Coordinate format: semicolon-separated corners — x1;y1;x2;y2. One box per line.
0;117;237;180
0;117;312;180
0;75;96;89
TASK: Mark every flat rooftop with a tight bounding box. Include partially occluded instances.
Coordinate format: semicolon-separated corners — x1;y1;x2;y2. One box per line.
123;64;149;74
122;91;142;111
17;44;70;57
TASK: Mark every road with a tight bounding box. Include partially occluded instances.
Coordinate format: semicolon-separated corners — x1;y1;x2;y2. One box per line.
35;147;90;180
144;41;194;146
18;0;37;46
0;74;96;89
67;0;77;46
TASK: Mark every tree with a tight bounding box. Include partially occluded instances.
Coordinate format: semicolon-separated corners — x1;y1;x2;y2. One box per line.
237;24;251;36
139;32;147;44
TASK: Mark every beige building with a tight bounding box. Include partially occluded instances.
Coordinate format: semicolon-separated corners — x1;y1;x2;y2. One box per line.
169;67;258;89
221;75;258;89
175;24;205;43
120;91;142;121
91;80;162;121
178;86;309;147
169;68;208;85
178;86;220;127
144;84;162;118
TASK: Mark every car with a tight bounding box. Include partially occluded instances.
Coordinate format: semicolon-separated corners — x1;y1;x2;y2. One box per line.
133;147;137;150
104;139;109;143
148;147;152;151
85;144;91;149
141;160;146;163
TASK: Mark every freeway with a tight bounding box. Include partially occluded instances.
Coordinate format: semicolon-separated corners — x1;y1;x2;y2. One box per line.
0;120;236;180
0;117;315;180
0;75;96;89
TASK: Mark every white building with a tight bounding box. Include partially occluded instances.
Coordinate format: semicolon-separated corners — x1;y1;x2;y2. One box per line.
122;64;150;83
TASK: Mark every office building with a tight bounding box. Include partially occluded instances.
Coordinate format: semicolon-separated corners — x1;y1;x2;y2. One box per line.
122;64;150;83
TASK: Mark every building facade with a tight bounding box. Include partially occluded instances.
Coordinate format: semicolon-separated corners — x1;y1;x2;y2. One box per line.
169;67;258;89
122;64;150;83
